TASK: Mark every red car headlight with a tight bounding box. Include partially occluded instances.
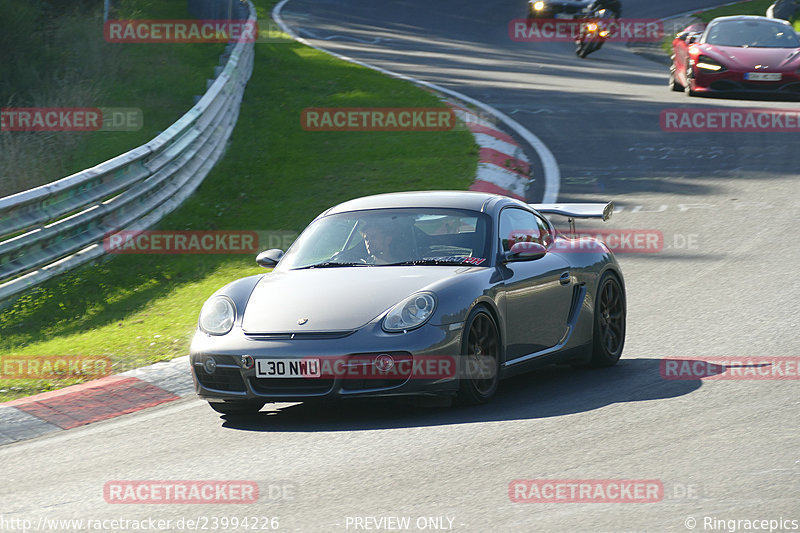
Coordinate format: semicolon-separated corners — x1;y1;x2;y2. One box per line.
693;55;726;72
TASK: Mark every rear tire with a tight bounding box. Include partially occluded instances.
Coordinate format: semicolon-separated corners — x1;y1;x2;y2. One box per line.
590;272;626;367
208;400;265;416
456;307;501;405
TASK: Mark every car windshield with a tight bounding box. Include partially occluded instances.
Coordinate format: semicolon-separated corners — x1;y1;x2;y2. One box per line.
278;208;491;270
704;20;800;48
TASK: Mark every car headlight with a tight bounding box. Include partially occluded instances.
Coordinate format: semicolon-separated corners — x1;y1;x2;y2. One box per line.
532;1;545;11
199;296;236;335
694;55;725;72
383;292;437;332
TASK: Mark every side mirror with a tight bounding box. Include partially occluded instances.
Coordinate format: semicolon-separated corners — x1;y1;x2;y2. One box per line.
256;249;284;268
687;34;699;44
676;32;689;42
504;241;547;262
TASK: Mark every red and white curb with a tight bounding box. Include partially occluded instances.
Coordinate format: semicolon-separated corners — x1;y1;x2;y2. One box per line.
0;356;193;445
443;98;532;200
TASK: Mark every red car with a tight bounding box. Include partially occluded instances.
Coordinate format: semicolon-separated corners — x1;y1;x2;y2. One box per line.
670;15;800;98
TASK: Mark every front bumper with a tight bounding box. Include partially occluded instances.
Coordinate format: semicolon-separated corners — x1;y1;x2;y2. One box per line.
190;320;464;402
692;69;800;96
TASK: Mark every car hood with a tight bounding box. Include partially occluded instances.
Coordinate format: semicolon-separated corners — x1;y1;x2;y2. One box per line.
241;266;468;333
701;44;800;69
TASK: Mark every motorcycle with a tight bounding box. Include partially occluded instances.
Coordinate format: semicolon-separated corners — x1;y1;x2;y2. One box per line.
575;8;613;58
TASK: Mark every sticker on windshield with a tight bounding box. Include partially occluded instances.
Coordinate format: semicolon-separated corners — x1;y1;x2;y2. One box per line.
424;256;486;266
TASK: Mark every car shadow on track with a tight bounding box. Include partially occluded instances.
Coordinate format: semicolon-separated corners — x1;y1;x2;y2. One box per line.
680;91;800;102
219;357;702;432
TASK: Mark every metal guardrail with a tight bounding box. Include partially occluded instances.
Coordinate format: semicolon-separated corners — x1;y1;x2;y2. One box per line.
0;2;256;305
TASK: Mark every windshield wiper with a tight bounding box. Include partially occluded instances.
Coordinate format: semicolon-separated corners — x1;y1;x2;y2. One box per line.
295;261;368;270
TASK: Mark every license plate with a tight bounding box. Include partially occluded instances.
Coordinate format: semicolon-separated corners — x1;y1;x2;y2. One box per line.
255;358;320;378
744;72;782;81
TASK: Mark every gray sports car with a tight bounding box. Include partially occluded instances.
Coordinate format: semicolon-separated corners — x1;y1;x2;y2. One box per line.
190;191;626;415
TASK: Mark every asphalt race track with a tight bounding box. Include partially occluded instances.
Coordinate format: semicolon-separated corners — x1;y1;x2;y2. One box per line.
2;1;798;532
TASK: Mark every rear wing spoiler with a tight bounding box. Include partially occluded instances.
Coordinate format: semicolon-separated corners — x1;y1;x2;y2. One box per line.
529;202;614;221
529;202;614;234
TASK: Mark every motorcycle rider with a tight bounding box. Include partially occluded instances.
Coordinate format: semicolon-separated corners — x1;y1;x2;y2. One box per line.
576;0;621;49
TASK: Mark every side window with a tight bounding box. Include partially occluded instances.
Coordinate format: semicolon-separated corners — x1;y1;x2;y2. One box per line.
499;208;541;252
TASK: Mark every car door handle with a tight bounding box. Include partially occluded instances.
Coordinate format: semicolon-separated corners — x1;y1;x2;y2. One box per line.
559;272;571;285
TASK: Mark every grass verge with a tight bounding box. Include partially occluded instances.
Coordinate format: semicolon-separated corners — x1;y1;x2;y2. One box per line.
0;0;225;198
0;0;477;401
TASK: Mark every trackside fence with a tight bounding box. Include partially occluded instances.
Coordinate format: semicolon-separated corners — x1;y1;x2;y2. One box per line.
0;1;256;306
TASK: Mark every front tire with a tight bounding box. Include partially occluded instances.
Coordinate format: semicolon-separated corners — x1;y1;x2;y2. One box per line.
684;67;696;97
208;400;265;416
457;307;501;405
577;39;599;58
669;67;683;91
590;272;626;367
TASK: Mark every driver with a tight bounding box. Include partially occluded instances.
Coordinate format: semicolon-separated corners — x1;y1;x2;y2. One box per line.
359;218;403;265
361;219;400;265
